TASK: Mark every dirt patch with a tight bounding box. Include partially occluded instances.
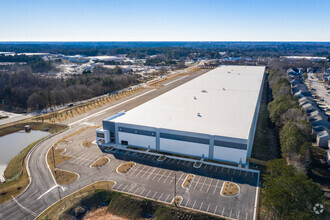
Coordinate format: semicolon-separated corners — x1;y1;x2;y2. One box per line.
91;157;110;168
182;174;195;188
171;196;182;206
83;207;129;220
221;181;239;196
55;169;78;186
117;162;135;174
82;140;93;147
38;181;115;220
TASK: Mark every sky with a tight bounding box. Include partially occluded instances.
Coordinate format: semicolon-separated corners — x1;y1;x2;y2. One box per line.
0;0;329;42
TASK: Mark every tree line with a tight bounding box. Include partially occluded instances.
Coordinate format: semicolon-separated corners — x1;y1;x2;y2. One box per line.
0;66;140;112
262;60;325;219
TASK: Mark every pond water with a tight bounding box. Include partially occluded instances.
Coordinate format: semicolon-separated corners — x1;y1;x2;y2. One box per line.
0;130;50;181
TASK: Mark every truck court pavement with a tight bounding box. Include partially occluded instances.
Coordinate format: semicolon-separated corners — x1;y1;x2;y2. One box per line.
56;141;259;220
0;70;259;220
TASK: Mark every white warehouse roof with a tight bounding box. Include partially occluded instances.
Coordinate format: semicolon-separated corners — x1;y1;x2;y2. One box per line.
111;65;265;140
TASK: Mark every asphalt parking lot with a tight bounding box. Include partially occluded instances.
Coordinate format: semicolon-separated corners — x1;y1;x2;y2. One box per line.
105;148;259;220
109;149;258;186
56;133;258;220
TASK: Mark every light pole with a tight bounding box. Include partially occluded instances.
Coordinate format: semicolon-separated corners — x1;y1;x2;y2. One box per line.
174;171;177;197
52;145;56;174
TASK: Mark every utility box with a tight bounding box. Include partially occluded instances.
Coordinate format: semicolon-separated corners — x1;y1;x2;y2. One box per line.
25;125;31;132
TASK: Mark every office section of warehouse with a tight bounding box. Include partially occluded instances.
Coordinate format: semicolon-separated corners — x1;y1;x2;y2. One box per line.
96;65;265;165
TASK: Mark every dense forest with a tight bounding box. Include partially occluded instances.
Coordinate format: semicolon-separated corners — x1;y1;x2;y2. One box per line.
1;42;330;58
0;65;140;112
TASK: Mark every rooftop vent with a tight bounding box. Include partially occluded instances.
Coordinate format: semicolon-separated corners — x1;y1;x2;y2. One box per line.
197;113;202;117
223;87;226;91
194;96;197;100
201;90;207;93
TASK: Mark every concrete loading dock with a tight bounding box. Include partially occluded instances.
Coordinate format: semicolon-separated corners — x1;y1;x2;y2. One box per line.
97;65;265;166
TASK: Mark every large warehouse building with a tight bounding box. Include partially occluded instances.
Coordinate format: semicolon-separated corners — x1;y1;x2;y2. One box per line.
96;65;265;165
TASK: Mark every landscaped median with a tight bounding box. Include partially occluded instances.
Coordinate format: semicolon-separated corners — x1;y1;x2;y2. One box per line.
116;162;136;174
182;174;195;188
0;123;67;204
220;181;240;197
91;157;110;168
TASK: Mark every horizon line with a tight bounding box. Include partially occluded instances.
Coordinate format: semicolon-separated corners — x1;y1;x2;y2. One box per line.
0;40;330;43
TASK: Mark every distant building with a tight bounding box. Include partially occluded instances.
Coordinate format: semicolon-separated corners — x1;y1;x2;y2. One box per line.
282;56;327;62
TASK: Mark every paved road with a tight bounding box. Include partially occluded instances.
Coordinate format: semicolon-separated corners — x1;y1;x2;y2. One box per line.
0;70;223;219
307;73;330;108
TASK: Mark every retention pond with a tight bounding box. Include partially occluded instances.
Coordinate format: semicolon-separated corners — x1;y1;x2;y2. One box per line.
0;130;49;181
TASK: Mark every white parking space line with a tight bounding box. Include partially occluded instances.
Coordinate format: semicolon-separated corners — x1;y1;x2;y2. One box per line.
116;183;123;190
162;171;172;183
229;209;232;218
122;185;128;191
145;167;157;179
177;160;181;165
192;200;196;209
159;193;164;201
245;212;248;220
140;167;153;178
199;202;204;210
215;166;219;172
213;180;220;194
146;190;152;197
127;164;141;176
165;194;170;202
237;210;240;220
187;161;192;166
152;192;157;199
184;198;190;206
133;188;139;194
206;179;213;193
157;170;168;182
192;176;201;189
152;169;162;181
128;185;135;193
199;177;207;191
140;189;145;196
175;173;184;185
214;206;218;214
222;207;225;216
